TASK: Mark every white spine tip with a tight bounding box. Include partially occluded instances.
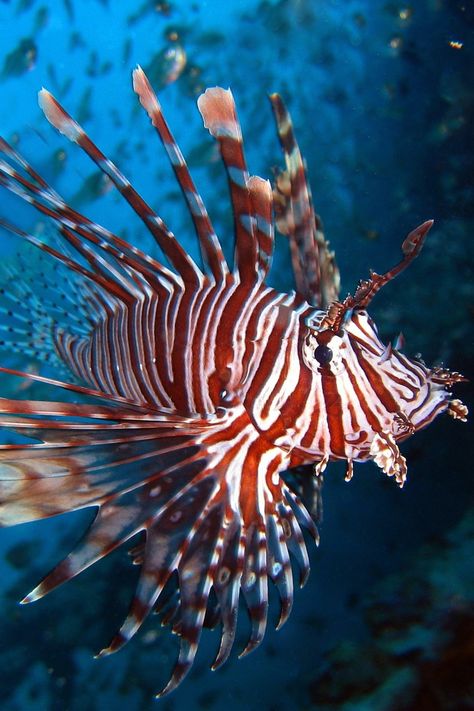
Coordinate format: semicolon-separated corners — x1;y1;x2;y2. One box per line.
94;647;110;659
37;88;51;110
38;90;83;143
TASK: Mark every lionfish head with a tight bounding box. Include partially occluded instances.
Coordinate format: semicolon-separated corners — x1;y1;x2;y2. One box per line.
298;219;467;482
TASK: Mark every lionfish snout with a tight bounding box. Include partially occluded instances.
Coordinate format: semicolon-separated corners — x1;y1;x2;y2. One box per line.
344;311;468;434
399;365;466;434
396;359;469;432
294;304;468;485
430;366;469;423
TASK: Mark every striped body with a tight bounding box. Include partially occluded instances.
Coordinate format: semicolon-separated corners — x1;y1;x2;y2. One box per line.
0;68;467;696
55;268;451;472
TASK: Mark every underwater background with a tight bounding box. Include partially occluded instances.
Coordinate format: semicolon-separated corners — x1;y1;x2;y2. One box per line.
0;0;473;709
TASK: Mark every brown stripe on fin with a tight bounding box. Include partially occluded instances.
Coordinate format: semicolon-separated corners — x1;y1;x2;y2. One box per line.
156;499;225;696
0;141;178;287
269;93;340;307
239;521;269;656
211;521;244;669
38;88;202;285
0;388;318;697
197;87;259;284
132;66;228;283
247;175;274;278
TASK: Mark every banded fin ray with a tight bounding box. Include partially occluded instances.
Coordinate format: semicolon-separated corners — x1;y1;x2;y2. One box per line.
95;414;316;697
269;93;340;307
38;88;203;286
0;390;316;696
198;88;263;284
132;66;229;282
0;138;180;290
247;175;275;277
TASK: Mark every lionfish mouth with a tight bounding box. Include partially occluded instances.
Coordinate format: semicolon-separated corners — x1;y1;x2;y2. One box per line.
432;367;469;422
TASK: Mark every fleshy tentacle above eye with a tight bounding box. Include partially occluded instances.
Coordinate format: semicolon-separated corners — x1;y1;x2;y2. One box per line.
320;219;434;333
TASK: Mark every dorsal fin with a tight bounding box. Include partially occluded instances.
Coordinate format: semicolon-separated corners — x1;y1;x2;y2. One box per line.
198;87;260;284
270;93;340;307
247;175;274;277
38;88;203;286
132;66;228;283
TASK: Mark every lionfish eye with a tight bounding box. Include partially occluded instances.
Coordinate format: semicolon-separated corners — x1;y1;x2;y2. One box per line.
314;344;333;365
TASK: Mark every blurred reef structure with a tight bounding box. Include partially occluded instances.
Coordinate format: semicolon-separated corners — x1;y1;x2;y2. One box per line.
308;508;474;711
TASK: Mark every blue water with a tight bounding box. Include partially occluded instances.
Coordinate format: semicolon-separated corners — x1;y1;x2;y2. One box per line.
0;1;473;709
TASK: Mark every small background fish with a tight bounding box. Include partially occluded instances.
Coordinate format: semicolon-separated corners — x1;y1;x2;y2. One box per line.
0;1;472;709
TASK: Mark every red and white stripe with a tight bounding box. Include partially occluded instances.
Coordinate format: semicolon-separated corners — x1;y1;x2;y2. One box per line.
0;69;466;697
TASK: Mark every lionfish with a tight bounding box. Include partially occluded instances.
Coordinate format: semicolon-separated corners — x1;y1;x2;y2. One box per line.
0;67;467;696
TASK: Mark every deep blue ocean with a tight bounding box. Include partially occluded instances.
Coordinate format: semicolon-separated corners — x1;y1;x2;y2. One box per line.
0;1;473;709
